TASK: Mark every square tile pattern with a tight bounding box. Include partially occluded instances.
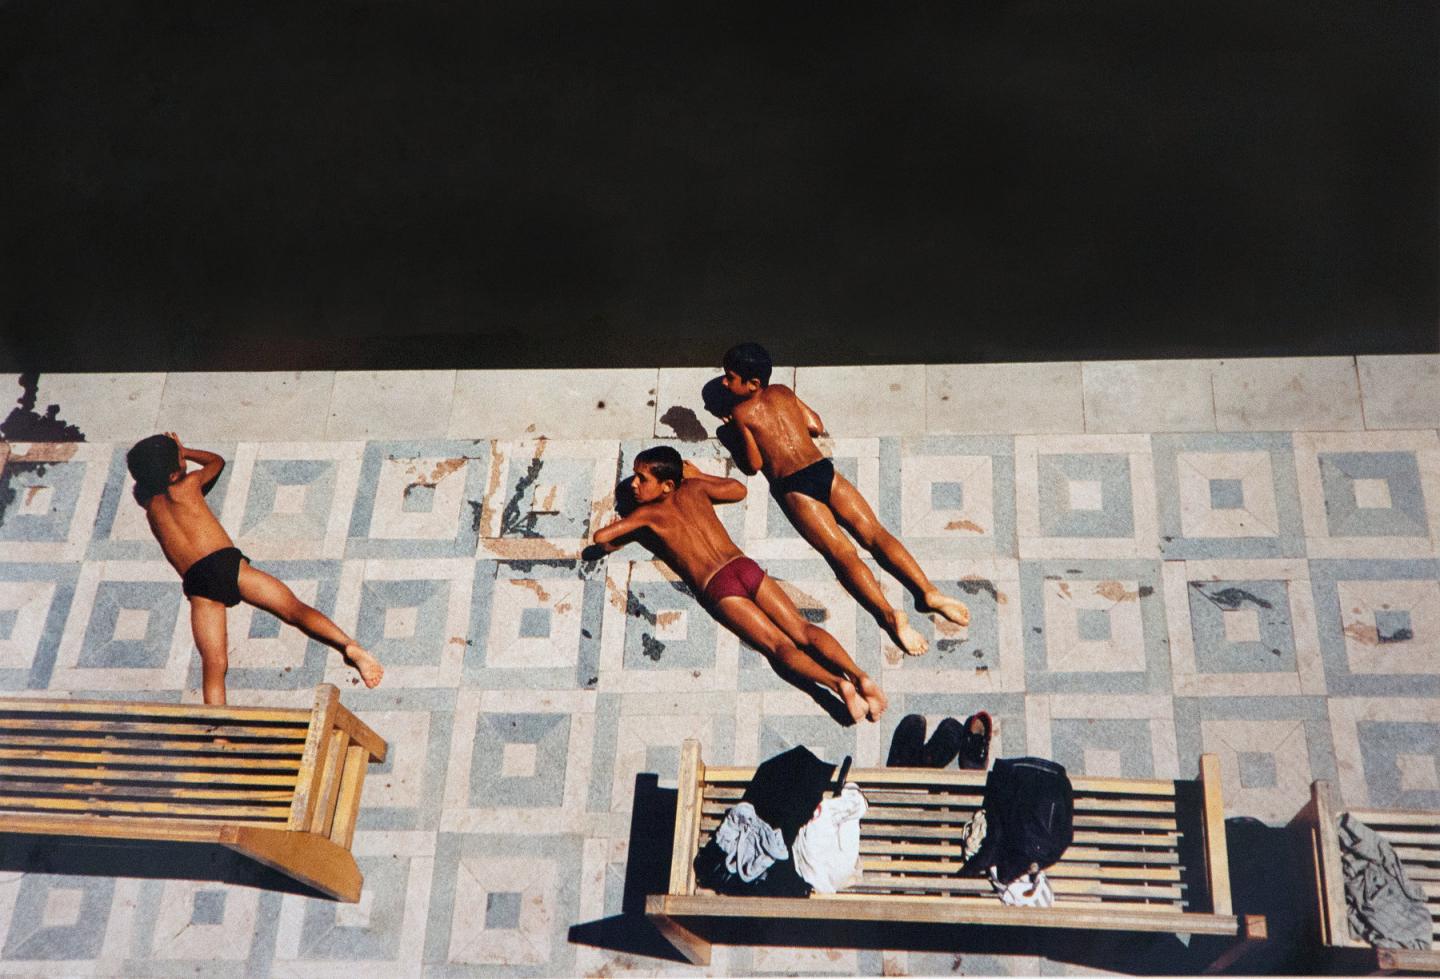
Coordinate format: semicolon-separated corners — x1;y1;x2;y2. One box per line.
4;395;1440;977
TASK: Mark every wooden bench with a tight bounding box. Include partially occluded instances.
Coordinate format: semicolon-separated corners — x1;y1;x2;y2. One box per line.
1292;780;1439;974
647;740;1266;972
0;683;386;902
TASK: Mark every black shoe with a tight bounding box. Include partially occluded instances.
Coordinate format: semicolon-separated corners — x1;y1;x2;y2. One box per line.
921;717;964;768
957;711;992;770
887;714;927;767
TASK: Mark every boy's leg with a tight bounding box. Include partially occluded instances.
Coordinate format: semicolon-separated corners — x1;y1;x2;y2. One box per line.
779;490;930;654
752;576;887;721
827;473;970;628
189;596;230;705
236;562;384;688
708;595;870;724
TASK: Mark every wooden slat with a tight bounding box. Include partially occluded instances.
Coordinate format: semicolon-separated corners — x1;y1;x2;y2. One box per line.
849;874;1185;902
0;794;289;819
669;740;704;896
0;779;294;802
1311;781;1359;947
1198;753;1232;916
1074;813;1178;831
1393;846;1440;864
1372;830;1440;847
309;729;349;836
0;718;309;740
0;698;309;723
288;685;339;830
328;745;370;850
1346;808;1440;828
0;748;302;770
329;703;388;763
0;765;298;787
862;857;1183;883
0;737;306;754
0;812;234;841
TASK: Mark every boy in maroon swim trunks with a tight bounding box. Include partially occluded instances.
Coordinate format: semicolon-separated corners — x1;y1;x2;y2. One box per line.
126;433;383;704
720;343;970;656
589;446;886;723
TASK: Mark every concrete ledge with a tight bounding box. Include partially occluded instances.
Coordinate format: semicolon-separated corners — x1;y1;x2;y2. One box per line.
1358;354;1440;429
796;365;926;437
1211;357;1363;431
449;368;658;439
1082;360;1218;433
927;362;1084;433
155;372;335;442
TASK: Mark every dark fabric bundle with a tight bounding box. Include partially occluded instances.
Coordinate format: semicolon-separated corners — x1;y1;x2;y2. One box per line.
961;756;1074;885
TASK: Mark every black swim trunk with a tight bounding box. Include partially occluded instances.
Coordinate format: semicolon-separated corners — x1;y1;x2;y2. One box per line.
771;458;835;505
182;547;250;607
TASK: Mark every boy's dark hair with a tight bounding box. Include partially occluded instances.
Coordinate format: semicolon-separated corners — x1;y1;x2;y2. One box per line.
723;343;773;386
634;446;684;487
127;435;181;504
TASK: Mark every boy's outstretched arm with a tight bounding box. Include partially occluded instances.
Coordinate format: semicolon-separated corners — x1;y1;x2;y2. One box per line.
731;423;764;475
168;432;225;494
591;511;650;553
682;461;747;503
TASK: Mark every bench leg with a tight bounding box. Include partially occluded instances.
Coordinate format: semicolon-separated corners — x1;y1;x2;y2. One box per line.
1201;914;1267;975
220;826;364;903
648;912;712;966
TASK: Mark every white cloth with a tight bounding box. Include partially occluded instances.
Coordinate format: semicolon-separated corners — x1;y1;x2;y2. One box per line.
714;802;789;882
959;808;987;860
990;867;1054;907
792;783;868;893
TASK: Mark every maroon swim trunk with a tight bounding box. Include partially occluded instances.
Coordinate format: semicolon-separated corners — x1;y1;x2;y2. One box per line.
701;556;766;604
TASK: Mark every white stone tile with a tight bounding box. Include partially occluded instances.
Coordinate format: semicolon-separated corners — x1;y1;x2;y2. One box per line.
793;364;925;437
652;365;796;440
1211;357;1363;431
928;362;1084;434
449;368;657;439
156;371;334;441
26;373;166;441
1082;359;1218;433
326;370;456;439
1357;354;1440;430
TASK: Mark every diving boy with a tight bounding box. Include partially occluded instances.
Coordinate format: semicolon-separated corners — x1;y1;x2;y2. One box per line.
719;343;969;655
589;446;886;723
126;433;383;704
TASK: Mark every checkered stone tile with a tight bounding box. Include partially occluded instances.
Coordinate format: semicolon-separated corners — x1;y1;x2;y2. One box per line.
346;439;492;558
1173;695;1336;822
1309;558;1440;697
588;691;736;813
1294;431;1440;558
1152;432;1306;559
1015;435;1159;559
467;559;604;690
1026;693;1179;778
477;439;621;561
1329;697;1440;809
50;562;194;693
0;562;77;691
885;435;1018;558
0;442;111;563
218;442;363;560
0;873;115;964
332;557;473;689
1019;560;1171;694
423;833;583;977
353;693;455;832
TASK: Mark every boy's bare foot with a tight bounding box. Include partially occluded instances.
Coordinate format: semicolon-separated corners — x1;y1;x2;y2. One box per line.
923;591;970;628
343;644;385;688
837;679;870;724
887;610;929;656
858;675;888;721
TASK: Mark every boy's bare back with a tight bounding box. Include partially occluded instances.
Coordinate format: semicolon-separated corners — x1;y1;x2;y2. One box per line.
144;473;234;576
732;383;825;479
626;479;745;592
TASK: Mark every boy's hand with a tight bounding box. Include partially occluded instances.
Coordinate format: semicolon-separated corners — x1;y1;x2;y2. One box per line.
682;460;702;479
166;432;187;458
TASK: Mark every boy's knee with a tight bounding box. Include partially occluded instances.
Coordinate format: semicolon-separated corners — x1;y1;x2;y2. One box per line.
802;624;829;649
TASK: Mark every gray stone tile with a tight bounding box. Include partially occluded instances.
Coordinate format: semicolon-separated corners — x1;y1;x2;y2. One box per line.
928;362;1084;434
1357;354;1440;429
156;371;335;441
1082;359;1218;433
1211;356;1363;431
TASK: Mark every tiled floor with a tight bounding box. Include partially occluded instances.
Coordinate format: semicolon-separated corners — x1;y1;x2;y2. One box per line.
1;356;1438;976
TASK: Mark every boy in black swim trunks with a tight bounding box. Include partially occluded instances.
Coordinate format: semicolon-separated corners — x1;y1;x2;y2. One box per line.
720;343;970;656
126;433;384;704
588;446;886;723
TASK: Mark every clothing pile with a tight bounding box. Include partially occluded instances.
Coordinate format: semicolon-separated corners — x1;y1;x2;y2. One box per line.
1338;812;1432;950
694;746;867;896
955;755;1073;906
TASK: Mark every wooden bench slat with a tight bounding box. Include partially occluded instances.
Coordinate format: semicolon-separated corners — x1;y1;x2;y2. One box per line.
863;856;1184;883
0;718;310;740
0;765;299;787
0;700;309;723
0;750;301;772
1393;845;1440;864
1374;829;1440;847
849;874;1186;902
0;738;305;757
0;794;290;818
1346;808;1440;828
0;779;295;802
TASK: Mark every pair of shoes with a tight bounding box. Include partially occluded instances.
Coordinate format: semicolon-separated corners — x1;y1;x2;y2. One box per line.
885;713;992;769
958;711;992;770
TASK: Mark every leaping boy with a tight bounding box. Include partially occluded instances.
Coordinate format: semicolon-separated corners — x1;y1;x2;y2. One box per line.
126;433;383;704
719;343;969;655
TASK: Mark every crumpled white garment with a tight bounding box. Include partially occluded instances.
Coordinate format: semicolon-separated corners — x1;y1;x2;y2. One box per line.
989;867;1054;907
792;783;868;893
714;802;789;882
959;808;987;860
